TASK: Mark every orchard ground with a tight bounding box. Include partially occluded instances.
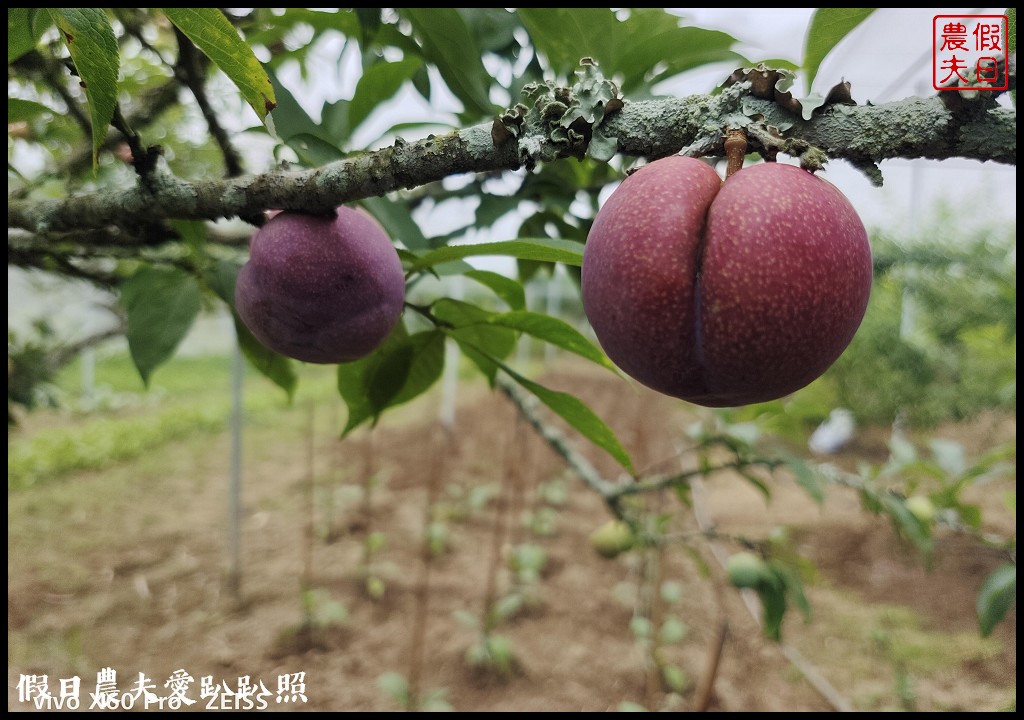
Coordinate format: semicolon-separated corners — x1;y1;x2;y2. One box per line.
7;358;1016;711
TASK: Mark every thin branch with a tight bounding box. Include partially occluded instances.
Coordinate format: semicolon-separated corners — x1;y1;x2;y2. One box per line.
609;459;784;500
9;93;1015;235
497;377;618;498
61;80;181;176
172;27;246;178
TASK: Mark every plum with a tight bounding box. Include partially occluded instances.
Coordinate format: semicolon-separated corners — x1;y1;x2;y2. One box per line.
581;156;872;406
236;207;405;363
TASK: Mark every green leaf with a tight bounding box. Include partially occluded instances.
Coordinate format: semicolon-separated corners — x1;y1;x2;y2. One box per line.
48;9;119;171
266;69;324;143
337;326;445;434
407;238;584;274
361;196;430;251
977;563;1016;636
464;270;526;310
206;260;297;400
355;8;381;45
802;8;876;92
487;310;615;370
519;8;740;90
501;364;634;473
774;563;812;622
8;9;52;63
8;98;59;123
882;493;933;560
779;452;825;505
349;57;422;131
162;8;276;123
756;570;788;641
400;8;494;117
434;299;516;383
285;133;345;166
119;266;202;386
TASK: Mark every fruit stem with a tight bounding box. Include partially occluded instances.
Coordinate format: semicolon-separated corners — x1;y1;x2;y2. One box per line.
724;129;748;178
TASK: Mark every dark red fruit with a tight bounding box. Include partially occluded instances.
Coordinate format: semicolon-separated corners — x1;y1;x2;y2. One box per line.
581;156;872;407
236;207;405;364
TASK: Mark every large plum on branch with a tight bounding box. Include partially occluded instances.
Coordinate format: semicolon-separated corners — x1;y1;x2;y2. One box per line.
236;207;405;364
581;156;872;407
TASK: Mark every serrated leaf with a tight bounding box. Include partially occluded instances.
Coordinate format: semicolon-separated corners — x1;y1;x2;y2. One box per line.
487;310;615;371
501;364;634;474
206;260;297;400
8;9;52;63
162;8;276;123
119;266;201;386
349;57;421;131
400;8;493;117
407;238;584;273
48;9;119;172
803;8;876;92
464;270;526;310
337;326;445;434
977;563;1016;636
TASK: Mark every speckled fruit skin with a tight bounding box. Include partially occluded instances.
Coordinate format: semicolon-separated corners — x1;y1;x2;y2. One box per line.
581;156;872;407
235;208;405;364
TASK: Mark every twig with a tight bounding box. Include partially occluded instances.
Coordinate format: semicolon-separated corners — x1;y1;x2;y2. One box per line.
497;377;618;498
692;619;729;711
173;28;246;178
609;460;783;500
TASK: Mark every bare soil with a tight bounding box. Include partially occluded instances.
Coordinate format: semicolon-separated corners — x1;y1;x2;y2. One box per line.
7;364;1016;711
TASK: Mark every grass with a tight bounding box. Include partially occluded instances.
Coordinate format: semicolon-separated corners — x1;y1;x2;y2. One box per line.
793;587;1006;711
8;353;339;490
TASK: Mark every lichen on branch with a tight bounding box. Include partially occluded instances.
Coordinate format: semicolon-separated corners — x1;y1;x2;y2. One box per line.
7;91;1016;236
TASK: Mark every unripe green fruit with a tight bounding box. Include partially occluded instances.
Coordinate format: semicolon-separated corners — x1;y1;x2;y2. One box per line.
581;157;872;407
235;207;405;364
589;520;636;559
726;551;767;588
906;495;936;524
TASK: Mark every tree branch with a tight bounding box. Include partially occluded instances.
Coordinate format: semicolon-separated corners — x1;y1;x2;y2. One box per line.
8;93;1015;236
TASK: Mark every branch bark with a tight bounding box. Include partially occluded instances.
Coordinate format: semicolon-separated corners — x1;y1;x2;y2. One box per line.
8;92;1015;236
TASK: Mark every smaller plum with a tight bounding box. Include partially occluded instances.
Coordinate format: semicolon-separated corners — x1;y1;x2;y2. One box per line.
236;207;405;364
